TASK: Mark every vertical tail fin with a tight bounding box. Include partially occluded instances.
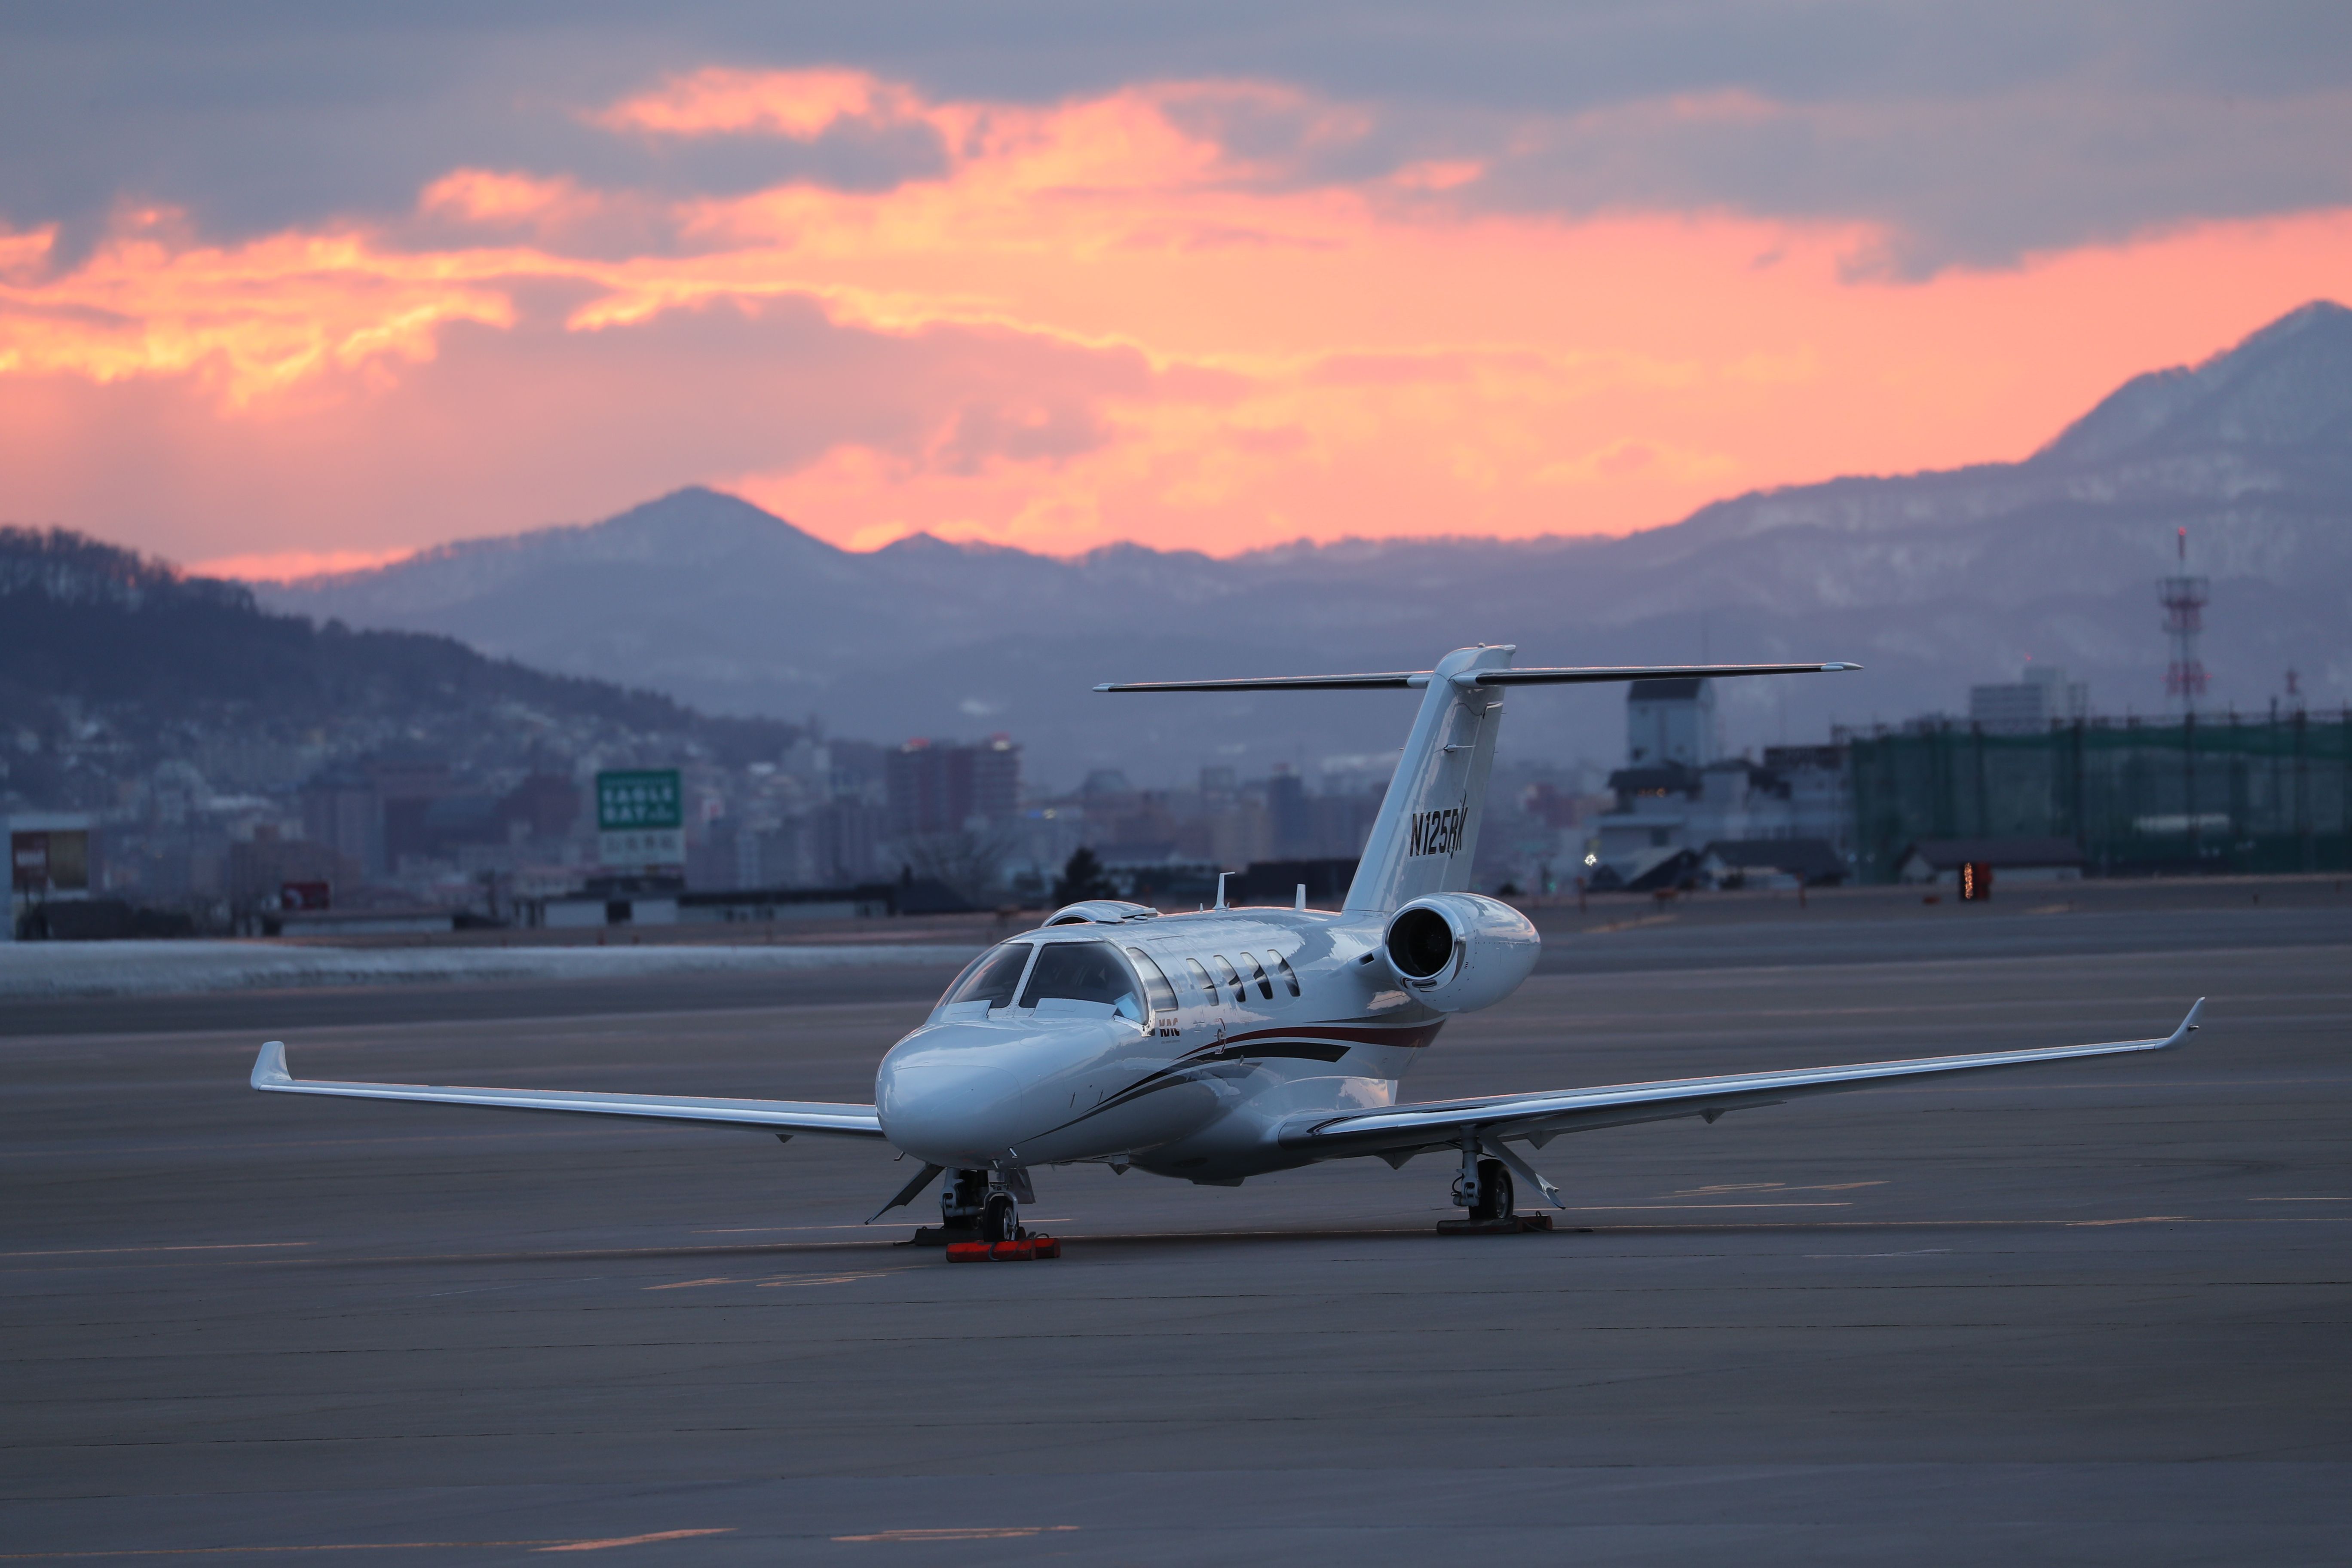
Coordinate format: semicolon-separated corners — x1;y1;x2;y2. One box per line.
1343;646;1512;914
1097;649;1858;917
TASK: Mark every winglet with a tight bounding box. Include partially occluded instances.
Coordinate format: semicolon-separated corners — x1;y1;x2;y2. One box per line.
252;1041;291;1090
2164;998;2205;1048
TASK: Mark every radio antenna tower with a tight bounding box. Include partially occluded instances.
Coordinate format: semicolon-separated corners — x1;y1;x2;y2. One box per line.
2159;526;2208;713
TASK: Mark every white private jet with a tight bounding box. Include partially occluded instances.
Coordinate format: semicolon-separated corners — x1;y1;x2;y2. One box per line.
252;645;2202;1245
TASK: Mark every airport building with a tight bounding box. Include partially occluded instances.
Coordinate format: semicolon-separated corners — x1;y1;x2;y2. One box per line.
1626;677;1717;766
886;735;1021;838
6;810;93;940
1587;681;1853;887
1847;709;2352;880
1969;665;2090;735
1583;662;2352;888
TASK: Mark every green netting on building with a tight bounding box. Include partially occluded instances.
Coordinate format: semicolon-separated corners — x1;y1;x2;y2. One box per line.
1848;712;2352;881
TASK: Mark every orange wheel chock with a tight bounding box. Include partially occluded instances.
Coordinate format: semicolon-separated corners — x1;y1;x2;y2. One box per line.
946;1234;1061;1262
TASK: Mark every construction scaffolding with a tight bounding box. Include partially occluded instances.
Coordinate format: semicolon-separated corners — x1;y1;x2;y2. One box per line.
1846;711;2352;881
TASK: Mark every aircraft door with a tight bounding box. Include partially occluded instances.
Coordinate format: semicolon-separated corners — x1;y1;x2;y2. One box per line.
1122;947;1184;1041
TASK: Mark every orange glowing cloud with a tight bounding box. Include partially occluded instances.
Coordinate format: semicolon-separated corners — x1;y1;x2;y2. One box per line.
420;169;601;227
0;207;518;405
1;67;2347;568
188;546;420;582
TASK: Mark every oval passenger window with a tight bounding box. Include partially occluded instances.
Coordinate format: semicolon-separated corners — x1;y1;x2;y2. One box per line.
1211;955;1246;1005
1183;957;1216;1003
1240;952;1274;999
1274;953;1301;997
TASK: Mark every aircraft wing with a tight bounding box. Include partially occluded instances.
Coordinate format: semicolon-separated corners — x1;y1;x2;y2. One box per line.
249;1041;885;1140
1275;1001;2203;1170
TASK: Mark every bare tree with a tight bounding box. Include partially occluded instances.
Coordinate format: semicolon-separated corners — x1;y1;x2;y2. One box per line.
898;827;1017;908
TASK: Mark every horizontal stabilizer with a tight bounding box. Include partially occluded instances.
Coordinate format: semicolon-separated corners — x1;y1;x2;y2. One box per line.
1097;661;1857;693
1468;661;1858;687
1096;671;1423;692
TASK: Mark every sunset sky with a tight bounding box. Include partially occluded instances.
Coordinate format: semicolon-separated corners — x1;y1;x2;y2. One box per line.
3;5;2348;576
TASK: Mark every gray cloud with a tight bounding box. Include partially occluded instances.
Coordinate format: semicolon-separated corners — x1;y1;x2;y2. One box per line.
1459;81;2352;274
3;2;2350;269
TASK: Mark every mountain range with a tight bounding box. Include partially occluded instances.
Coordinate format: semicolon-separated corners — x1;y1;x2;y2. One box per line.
260;301;2352;787
0;527;798;809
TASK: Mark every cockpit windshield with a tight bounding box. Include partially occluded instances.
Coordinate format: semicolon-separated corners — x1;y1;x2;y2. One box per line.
1018;940;1146;1023
939;942;1033;1011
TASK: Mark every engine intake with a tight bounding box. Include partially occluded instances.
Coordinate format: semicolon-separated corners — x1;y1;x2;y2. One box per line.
1380;893;1540;1014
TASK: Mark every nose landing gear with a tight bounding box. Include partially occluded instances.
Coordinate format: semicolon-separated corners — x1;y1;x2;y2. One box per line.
904;1169;990;1247
977;1164;1038;1241
919;1167;1062;1261
949;1176;1061;1262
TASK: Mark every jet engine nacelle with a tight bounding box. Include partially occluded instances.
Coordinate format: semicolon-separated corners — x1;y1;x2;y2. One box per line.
1380;893;1540;1014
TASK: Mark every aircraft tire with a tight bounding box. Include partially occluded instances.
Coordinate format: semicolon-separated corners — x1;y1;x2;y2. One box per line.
1472;1159;1515;1222
981;1192;1020;1243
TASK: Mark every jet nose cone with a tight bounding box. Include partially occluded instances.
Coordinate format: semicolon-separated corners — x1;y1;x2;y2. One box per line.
877;1059;1026;1166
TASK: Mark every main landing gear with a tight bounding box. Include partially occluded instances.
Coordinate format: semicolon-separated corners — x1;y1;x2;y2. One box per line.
1457;1155;1516;1223
1436;1134;1555;1235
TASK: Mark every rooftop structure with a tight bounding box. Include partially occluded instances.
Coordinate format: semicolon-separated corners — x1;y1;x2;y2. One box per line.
886;735;1021;838
1970;665;2090;735
1626;678;1716;768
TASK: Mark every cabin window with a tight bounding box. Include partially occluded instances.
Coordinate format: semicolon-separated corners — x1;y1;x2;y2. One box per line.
1019;940;1146;1023
1211;954;1246;1005
1240;952;1274;1000
1124;947;1180;1015
1273;952;1302;997
940;942;1032;1011
1183;957;1216;1003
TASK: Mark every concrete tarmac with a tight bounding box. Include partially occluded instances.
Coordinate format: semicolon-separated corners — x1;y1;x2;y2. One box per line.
4;893;2349;1563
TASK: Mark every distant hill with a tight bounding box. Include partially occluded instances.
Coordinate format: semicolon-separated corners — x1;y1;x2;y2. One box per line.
2036;301;2352;468
252;298;2352;785
0;528;797;808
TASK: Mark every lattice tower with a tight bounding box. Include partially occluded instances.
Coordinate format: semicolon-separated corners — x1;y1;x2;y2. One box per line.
2159;526;2208;710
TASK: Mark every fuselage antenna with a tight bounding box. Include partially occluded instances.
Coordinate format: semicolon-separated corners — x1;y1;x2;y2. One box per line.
1215;872;1231;911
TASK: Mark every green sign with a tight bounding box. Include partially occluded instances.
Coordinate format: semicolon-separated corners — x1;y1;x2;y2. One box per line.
596;769;683;833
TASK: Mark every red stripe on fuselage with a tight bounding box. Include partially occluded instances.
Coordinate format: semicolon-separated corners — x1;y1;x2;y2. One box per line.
1216;1021;1445;1053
